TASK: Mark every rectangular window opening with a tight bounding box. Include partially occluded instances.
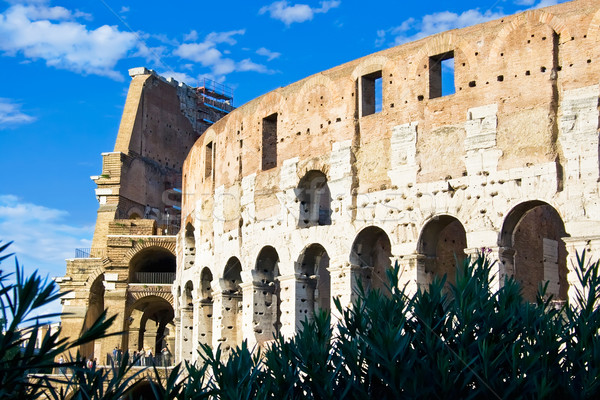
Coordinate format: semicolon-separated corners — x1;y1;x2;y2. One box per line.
361;70;382;117
429;51;455;98
205;141;214;179
262;113;278;170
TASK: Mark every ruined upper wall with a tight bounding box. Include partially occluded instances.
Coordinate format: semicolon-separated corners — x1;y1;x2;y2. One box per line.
182;0;600;221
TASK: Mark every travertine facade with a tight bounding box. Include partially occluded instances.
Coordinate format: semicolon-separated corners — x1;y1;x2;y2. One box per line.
174;0;600;363
58;69;231;363
59;0;600;366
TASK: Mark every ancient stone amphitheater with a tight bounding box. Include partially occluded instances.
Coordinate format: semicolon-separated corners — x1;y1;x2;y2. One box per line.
59;0;600;365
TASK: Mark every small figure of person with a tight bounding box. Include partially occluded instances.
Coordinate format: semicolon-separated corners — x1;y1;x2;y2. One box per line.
140;349;146;367
146;348;153;365
86;358;94;369
112;346;119;365
161;346;170;367
117;347;123;365
58;355;66;375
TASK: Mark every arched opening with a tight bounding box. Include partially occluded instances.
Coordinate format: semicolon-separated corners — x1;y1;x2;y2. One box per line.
418;215;467;288
220;257;243;350
350;226;392;293
184;223;195;270
125;379;157;400
198;268;213;348
127;296;175;366
180;281;194;360
500;201;568;302
129;246;176;284
296;244;331;326
80;274;104;362
296;170;332;227
254;246;280;344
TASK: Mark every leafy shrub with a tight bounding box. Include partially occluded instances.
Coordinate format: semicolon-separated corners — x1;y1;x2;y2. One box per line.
2;239;600;399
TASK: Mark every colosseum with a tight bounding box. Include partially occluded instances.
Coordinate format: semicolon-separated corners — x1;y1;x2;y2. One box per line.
59;0;600;365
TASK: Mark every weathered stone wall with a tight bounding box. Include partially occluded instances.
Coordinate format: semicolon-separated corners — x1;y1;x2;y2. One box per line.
58;69;230;364
175;0;600;361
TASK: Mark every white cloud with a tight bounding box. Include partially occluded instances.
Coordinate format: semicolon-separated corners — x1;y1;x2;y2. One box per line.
0;195;93;276
183;29;198;42
237;58;273;73
159;70;196;85
259;0;340;26
0;98;36;127
379;8;506;46
120;6;130;14
256;47;281;61
0;3;137;80
376;0;567;47
174;30;272;78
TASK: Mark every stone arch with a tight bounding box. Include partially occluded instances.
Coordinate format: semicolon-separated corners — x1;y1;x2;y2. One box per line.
253;246;281;344
197;268;213;349
296;243;331;324
587;6;600;42
295;170;332;227
183;223;195;270
293;74;340;113
489;10;572;65
351;55;391;80
123;239;176;265
417;215;467;288
128;246;176;284
80;273;105;360
410;32;478;77
350;226;392;293
127;206;143;219
499;200;568;302
125;295;175;363
217;257;243;350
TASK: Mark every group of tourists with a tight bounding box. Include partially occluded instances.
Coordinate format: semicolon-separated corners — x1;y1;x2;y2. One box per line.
128;346;172;367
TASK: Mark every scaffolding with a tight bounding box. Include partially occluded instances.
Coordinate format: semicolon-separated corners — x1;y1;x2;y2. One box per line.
196;78;235;114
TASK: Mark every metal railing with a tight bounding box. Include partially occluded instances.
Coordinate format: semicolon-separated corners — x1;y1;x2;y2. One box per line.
74;248;104;258
133;272;176;284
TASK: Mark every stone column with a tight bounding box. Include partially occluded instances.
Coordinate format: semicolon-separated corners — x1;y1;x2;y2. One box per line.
240;281;258;348
179;305;194;362
279;273;317;339
191;296;202;363
212;288;242;352
327;262;360;324
101;282;128;365
278;273;297;339
395;253;422;296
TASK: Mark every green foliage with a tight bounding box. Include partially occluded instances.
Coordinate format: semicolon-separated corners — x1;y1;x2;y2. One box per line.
2;238;600;399
0;240;117;399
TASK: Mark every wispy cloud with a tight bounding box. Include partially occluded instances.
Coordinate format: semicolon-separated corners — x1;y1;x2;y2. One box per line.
174;29;274;78
0;195;93;272
0;98;36;127
256;47;281;61
375;0;565;48
259;0;340;26
0;2;137;80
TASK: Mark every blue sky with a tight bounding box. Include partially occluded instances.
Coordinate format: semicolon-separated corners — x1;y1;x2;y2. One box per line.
0;0;565;313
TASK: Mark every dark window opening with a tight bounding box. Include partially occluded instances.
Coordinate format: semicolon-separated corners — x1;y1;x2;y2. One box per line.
361;70;383;116
205;142;214;179
430;51;455;98
262;113;278;170
296;170;331;227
